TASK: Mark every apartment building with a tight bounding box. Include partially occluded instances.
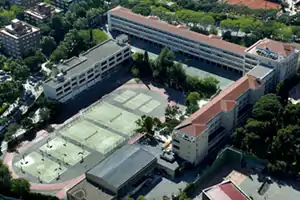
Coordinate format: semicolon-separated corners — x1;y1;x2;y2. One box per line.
43;38;131;102
108;6;246;74
24;3;62;24
9;0;41;7
0;19;40;57
50;0;81;11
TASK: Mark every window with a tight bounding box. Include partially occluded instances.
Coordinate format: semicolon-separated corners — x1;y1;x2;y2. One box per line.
173;139;180;144
56;86;62;92
87;73;94;79
173;145;180;150
79;74;85;79
109;61;115;66
79;78;86;84
63;82;70;87
64;87;71;92
87;69;93;74
116;52;122;57
109;57;114;62
101;60;107;65
102;66;107;71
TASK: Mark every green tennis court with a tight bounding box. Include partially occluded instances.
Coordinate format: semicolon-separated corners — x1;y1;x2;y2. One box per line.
123;93;152;110
15;152;67;183
61;120;125;153
84;102;139;136
40;137;90;166
114;90;137;103
139;99;161;113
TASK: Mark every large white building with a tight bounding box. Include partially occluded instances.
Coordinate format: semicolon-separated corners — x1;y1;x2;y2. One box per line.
108;6;246;75
43;39;131;102
107;6;300;165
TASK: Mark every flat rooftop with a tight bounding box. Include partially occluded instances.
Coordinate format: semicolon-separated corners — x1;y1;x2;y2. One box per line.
67;179;114;200
86;144;156;190
45;39;127;87
137;137;180;171
247;65;274;80
0;19;39;39
246;38;298;61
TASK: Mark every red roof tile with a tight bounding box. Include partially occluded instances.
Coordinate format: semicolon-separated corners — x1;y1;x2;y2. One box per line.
177;75;263;137
205;181;249;200
108;6;246;55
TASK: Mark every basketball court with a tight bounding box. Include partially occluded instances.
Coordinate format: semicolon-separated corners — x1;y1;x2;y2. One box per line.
139;99;161;113
15;151;67;183
123;93;152;110
114;90;137;103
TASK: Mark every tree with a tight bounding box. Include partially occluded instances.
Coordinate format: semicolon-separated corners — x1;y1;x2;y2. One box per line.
41;36;57;56
136;195;147;200
132;3;151;16
39;107;51;122
209;26;218;35
21;117;33;129
0;81;22;104
0;160;12;193
165;104;181;121
9;61;29;81
185;92;201;106
4;123;20;142
135;115;162;136
23;50;45;72
252;94;282;121
10;178;30;198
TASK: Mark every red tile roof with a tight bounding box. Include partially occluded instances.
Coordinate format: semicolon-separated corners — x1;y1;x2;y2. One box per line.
205;181;249;200
176;75;263;137
108;6;247;55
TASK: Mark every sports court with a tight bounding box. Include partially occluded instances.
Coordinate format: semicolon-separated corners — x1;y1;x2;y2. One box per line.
39;137;91;166
139;99;161;113
123;93;152;110
84;102;140;136
15;152;67;183
60;119;125;154
114;90;137;103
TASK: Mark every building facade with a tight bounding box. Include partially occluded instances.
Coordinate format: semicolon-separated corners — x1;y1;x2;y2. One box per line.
107;6;300;165
108;6;246;75
43;39;131;102
50;0;82;11
0;19;40;57
24;3;62;24
9;0;41;7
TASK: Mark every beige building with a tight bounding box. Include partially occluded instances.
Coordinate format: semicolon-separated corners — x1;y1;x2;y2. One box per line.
43;39;131;102
24;3;62;24
0;19;40;57
108;6;246;75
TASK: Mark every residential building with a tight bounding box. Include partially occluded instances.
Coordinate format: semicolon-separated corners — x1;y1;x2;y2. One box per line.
24;3;62;24
0;19;40;57
50;0;81;11
9;0;41;7
42;38;131;102
202;180;251;200
68;145;157;199
108;6;246;75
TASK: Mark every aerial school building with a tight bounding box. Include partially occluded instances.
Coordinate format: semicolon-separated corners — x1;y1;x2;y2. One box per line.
107;6;300;165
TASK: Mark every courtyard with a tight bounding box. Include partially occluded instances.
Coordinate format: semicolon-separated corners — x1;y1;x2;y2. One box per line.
9;80;185;197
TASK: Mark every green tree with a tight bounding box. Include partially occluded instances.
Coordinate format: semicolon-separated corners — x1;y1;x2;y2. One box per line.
185;92;201;106
39;107;51;122
21;117;33;129
165;104;181;121
135;115;162;136
41;36;57;56
10;178;30;198
0;160;12;193
10;61;29;81
4;123;20;142
132;3;151;16
252;94;282;121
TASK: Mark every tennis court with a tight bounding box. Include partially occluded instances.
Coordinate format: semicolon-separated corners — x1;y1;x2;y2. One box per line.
15;152;67;183
84;102;139;136
39;137;91;166
139;99;161;113
61;120;125;153
114;90;137;103
123;93;152;110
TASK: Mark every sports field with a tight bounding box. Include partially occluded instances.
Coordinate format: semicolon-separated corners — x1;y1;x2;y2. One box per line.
224;0;280;9
40;137;90;166
84;102;139;136
15;152;67;183
60;120;125;154
139;99;161;113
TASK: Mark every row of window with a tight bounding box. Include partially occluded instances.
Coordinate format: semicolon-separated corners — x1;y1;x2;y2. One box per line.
111;16;244;59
